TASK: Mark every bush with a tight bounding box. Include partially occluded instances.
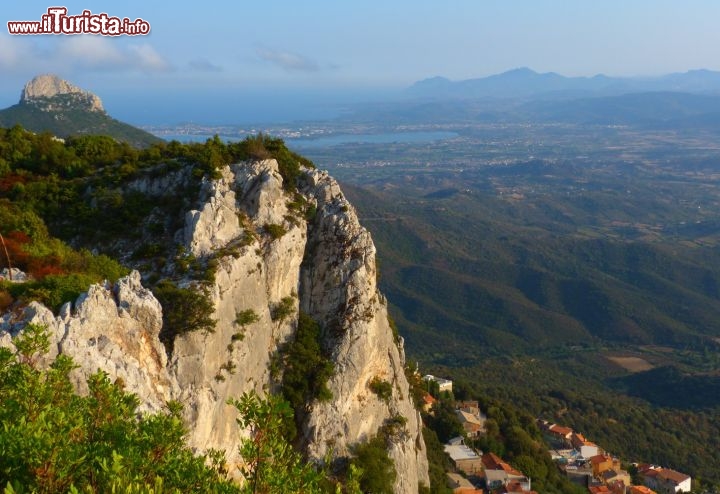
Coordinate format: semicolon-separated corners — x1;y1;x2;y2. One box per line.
153;280;216;348
270;296;295;322
350;435;396;494
235;309;259;327
228;134;315;191
369;376;393;403
229;391;325;493
264;223;287;240
7;273;97;312
0;325;239;493
280;312;334;420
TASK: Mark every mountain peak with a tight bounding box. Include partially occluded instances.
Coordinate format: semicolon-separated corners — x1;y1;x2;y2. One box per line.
20;74;104;113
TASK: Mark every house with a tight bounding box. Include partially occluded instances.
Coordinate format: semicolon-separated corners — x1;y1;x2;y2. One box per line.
589;454;619;477
546;424;574;447
588;487;612;494
456;409;486;437
605;480;628;494
656;469;692;493
444;438;483;475
600;469;631;489
423;374;453;393
630;486;657;494
571;432;600;459
447;472;484;494
422;393;437;413
641;466;691;494
482;453;531;491
458;400;481;415
501;479;538;494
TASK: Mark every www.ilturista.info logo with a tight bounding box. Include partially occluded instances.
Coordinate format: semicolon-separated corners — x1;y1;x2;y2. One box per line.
7;7;150;36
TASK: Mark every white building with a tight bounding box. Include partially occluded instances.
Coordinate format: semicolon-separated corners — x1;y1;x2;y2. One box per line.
423;374;453;393
642;467;692;494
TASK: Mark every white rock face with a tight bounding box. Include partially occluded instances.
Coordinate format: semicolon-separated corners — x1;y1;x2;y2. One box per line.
0;271;173;412
300;169;430;491
21;74;104;112
0;159;429;493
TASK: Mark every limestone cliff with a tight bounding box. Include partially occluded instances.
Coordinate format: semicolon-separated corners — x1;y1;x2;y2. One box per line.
0;159;429;492
21;74;104;113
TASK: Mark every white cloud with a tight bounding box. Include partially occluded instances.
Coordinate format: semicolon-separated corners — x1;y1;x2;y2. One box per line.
128;44;173;72
189;58;223;72
256;47;320;72
0;34;173;74
0;35;35;70
56;35;127;69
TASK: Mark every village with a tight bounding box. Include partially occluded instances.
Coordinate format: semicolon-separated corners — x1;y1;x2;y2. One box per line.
422;375;693;494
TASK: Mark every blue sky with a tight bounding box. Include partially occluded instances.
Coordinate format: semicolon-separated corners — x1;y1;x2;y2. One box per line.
1;1;720;124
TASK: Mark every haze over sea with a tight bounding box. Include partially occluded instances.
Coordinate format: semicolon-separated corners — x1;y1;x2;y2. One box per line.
89;87;401;126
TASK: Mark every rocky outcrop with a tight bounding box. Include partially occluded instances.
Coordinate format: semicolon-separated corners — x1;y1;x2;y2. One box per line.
21;74;104;112
299;169;429;491
0;271;173;412
0;159;429;492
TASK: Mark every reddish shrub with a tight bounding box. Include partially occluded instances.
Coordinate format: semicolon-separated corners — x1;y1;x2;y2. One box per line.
29;264;65;279
0;290;13;312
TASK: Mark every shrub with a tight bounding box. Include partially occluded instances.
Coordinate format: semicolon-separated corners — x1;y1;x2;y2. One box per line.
0;325;239;493
369;377;393;403
280;312;334;418
229;391;325;493
350;435;396;494
235;309;259;327
153;280;216;348
270;296;295;322
264;223;287;240
8;273;97;312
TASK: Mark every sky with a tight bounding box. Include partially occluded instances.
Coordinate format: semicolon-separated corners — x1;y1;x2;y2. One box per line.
1;1;720;124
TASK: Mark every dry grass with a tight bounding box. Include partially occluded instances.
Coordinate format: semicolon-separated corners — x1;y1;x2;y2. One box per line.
606;356;655;373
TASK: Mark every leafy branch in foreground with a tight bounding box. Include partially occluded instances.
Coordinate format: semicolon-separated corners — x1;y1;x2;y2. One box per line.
0;325;238;494
229;391;325;494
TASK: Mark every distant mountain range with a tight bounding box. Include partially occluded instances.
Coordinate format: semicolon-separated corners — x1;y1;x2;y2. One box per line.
0;75;161;147
407;67;720;100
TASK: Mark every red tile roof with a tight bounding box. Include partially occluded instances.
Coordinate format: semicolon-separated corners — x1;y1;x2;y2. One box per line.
423;393;437;405
658;468;690;484
590;454;612;465
588;487;611;494
481;453;523;477
548;424;573;436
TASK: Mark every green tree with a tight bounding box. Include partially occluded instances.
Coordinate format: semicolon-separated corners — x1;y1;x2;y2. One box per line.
153;280;217;348
350;436;396;494
280;312;334;427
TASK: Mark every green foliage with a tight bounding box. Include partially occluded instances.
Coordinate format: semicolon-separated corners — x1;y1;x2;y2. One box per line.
153;280;216;346
404;365;427;410
228;134;315;191
0;326;239;493
387;314;400;344
421;428;453;494
270;296;295;322
7;273;99;312
263;223;287;240
350;436;396;494
425;397;464;444
279;312;334;427
368;376;393;403
231;309;260;342
229;391;325;494
235;309;260;327
0;102;161;148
